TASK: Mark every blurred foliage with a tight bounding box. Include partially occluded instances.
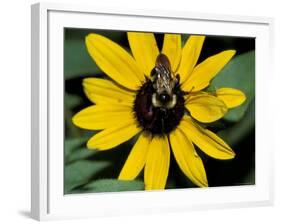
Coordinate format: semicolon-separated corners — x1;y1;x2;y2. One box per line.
65;159;111;193
218;99;255;146
64;29;255;194
64;29;126;79
211;51;255;122
83;179;144;193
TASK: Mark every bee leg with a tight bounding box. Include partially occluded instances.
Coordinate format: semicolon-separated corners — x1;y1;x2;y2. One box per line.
161;118;165;133
176;74;180;83
160;108;168;133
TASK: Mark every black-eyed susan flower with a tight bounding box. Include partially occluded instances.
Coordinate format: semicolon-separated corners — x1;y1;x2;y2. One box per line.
72;32;246;190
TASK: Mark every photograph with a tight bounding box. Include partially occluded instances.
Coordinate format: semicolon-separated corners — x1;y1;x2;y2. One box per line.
64;28;255;194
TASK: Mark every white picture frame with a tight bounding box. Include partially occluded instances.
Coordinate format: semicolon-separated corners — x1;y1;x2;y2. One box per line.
31;2;274;221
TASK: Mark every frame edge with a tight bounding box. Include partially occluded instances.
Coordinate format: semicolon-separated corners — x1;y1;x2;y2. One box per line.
31;3;40;221
31;2;275;220
31;2;49;221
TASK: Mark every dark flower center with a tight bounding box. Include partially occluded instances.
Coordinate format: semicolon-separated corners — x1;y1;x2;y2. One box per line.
133;79;185;136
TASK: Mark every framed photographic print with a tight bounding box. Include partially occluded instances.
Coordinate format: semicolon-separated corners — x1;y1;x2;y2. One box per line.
31;2;274;221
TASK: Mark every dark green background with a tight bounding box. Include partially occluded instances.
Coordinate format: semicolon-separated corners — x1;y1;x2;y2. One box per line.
64;28;255;194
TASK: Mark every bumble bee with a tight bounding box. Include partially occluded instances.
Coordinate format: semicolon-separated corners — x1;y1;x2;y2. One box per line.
150;53;180;109
134;53;185;134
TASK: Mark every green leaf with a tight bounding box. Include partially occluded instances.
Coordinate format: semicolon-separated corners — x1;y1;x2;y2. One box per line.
65;107;84;138
65;93;84;109
218;99;255;146
211;51;255;122
66;147;98;164
64;38;101;79
64;137;88;158
64;160;111;193
64;97;87;138
181;34;190;46
83;179;144;193
64;29;126;79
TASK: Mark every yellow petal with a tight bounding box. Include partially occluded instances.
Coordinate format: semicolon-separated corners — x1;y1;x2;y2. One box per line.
86;34;145;90
182;50;236;91
186;92;228;123
170;129;208;187
180;116;235;159
162;34;181;72
72;105;133;130
83;78;135;106
87;120;141;150
144;136;170;190
127;32;159;76
177;35;205;83
216;87;246;108
119;133;151;180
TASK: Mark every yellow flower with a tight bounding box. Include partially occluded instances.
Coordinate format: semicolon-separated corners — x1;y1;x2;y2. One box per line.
72;32;246;190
